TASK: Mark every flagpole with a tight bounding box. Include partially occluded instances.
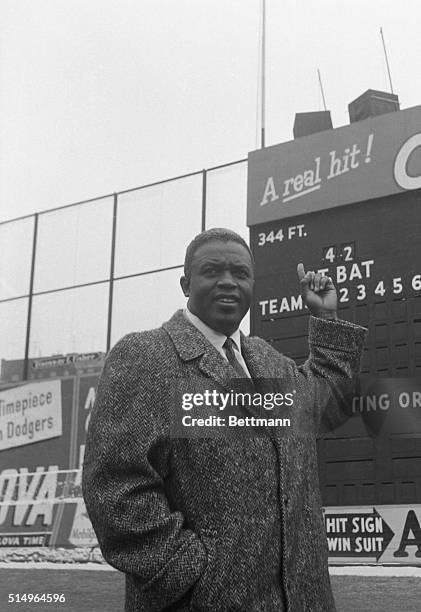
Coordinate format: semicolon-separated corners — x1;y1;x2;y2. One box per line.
261;0;266;148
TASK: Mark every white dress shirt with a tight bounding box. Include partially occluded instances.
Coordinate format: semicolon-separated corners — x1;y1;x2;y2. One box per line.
183;308;252;379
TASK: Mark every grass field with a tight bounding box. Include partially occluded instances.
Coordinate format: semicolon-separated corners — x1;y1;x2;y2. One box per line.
0;568;420;612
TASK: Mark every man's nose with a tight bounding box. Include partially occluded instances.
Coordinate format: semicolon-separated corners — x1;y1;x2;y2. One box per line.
217;271;237;286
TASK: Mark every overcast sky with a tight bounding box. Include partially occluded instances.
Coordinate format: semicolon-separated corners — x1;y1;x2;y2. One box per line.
1;0;421;222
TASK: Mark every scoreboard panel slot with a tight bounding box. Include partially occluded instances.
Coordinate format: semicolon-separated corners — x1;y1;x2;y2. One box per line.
374;324;389;342
392;457;421;478
324;437;374;459
343;485;358;504
392;322;408;340
379;483;395;504
390;435;421;454
325;460;375;480
260;314;308;337
397;482;417;502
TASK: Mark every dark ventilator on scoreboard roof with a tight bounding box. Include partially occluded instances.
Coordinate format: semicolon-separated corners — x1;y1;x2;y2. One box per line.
247;90;421;563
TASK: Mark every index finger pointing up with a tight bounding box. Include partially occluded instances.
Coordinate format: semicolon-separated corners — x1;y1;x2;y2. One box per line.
297;262;305;281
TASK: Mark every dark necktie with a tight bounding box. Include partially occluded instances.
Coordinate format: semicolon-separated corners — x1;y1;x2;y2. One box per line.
223;337;249;379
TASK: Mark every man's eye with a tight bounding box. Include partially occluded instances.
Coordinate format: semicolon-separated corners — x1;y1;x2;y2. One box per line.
236;269;249;278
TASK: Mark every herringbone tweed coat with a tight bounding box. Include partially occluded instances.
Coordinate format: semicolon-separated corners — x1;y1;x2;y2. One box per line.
82;309;366;612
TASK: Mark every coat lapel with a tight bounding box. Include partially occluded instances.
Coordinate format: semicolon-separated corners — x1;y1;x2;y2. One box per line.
240;334;270;381
163;311;277;443
162;309;234;391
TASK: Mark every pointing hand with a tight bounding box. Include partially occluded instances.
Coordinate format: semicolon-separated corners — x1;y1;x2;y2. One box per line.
297;263;337;319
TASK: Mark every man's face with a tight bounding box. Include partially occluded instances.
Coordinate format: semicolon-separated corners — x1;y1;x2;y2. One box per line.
180;240;254;336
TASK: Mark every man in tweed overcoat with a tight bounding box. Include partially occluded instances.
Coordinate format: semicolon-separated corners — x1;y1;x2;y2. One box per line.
82;228;367;611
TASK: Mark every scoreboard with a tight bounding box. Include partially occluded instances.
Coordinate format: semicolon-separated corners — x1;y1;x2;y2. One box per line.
250;189;421;375
247;105;421;563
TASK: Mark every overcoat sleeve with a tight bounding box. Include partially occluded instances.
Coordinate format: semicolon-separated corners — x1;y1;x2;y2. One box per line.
286;316;367;434
82;333;207;611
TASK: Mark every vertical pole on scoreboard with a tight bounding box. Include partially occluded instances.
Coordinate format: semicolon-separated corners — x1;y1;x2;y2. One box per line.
317;68;327;111
261;0;266;148
23;212;38;380
380;27;394;94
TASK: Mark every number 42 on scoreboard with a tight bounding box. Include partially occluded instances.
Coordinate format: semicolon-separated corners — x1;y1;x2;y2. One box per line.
322;243;355;263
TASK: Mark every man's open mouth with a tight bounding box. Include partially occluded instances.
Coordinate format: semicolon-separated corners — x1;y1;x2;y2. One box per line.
215;295;239;304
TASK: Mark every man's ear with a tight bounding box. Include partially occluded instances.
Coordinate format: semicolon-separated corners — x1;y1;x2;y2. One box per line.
180;275;190;297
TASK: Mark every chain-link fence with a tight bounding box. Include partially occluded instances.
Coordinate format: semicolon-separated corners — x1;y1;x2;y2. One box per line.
0;159;249;380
